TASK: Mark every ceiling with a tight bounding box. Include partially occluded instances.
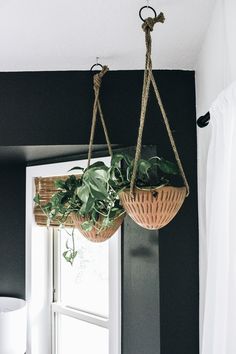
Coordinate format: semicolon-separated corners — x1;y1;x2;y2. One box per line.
0;0;216;71
0;145;114;164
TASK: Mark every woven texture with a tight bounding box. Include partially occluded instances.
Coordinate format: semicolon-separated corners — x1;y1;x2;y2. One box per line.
119;186;186;230
34;176;80;227
71;213;125;242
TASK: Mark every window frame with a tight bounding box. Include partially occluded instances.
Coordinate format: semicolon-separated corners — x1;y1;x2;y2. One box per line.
26;156;121;354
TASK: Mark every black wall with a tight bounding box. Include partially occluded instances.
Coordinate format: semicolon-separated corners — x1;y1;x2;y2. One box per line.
0;70;194;145
0;164;26;298
0;70;198;354
122;145;161;354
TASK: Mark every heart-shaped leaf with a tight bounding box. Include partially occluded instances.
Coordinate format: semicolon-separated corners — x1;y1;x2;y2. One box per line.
151;157;179;175
76;184;90;203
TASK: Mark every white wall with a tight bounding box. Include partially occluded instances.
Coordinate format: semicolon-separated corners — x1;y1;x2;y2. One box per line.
195;0;236;347
196;0;236;116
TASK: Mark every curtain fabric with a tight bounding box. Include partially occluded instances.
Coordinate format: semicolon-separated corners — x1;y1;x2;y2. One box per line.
200;81;236;354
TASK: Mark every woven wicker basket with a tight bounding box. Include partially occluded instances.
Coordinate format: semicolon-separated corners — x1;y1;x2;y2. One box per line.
71;212;125;242
119;186;186;230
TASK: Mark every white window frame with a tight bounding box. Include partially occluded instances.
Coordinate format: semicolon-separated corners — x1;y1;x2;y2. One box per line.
26;156;121;354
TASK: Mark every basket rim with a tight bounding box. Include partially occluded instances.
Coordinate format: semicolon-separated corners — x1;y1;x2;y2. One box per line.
71;210;126;221
119;185;187;194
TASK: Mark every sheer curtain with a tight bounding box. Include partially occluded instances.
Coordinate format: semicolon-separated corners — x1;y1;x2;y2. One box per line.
200;81;236;354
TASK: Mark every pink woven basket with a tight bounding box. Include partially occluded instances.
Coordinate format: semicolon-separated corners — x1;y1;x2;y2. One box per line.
71;212;125;242
119;186;186;230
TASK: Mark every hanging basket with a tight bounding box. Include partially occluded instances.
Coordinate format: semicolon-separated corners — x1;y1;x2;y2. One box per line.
68;64;125;243
119;186;186;230
70;212;125;242
121;9;190;231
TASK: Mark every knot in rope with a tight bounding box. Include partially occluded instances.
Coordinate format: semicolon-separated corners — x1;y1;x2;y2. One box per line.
88;64;112;167
93;65;109;92
142;12;165;32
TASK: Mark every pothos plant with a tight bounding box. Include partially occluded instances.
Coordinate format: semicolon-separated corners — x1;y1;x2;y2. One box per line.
34;160;125;263
60;226;78;265
109;152;181;191
34;153;179;264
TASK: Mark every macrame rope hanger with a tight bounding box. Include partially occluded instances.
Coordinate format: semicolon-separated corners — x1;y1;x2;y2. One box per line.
130;6;190;197
87;58;113;167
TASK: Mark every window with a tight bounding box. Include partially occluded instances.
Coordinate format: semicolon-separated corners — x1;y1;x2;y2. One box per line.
56;227;109;317
26;157;121;354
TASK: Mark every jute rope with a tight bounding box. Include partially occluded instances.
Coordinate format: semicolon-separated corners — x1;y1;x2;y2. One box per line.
87;65;113;167
130;13;190;197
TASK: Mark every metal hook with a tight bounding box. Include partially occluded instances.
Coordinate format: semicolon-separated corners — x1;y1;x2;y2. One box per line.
90;57;103;71
139;5;157;22
197;112;210;128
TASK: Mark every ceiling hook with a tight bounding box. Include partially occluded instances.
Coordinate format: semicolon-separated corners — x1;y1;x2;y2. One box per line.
90;57;103;71
139;5;157;22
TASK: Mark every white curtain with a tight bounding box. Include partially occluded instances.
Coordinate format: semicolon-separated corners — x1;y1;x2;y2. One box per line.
200;81;236;354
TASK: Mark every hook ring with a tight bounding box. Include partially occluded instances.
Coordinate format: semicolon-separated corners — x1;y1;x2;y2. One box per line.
139;5;157;22
90;63;103;71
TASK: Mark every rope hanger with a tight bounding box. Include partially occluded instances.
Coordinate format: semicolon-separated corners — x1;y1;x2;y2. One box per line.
87;61;113;166
130;7;190;197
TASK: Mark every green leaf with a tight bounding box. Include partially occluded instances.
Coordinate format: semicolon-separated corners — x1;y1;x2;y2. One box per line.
76;184;90;203
33;193;40;204
54;179;66;189
90;188;108;200
42;202;53;213
64;175;79;191
87;161;107;170
151;157;179;175
60;193;70;205
91;209;99;223
109;207;120;218
89;178;108;199
63;250;78;265
102;217;112;228
138;159;152;178
79;196;94;215
111;153;132;168
72;251;78;259
83;169;108;198
81;220;93;231
84;167;108;182
68;166;84;172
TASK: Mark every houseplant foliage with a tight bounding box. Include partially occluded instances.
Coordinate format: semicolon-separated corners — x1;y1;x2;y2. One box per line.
34;160;125;243
61;226;78;265
110;153;180;189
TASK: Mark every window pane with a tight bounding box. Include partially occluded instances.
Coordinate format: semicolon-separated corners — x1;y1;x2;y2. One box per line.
59;228;109;317
58;315;109;354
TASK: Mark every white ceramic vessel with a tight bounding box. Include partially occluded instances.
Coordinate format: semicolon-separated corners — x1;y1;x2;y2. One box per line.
0;297;26;354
